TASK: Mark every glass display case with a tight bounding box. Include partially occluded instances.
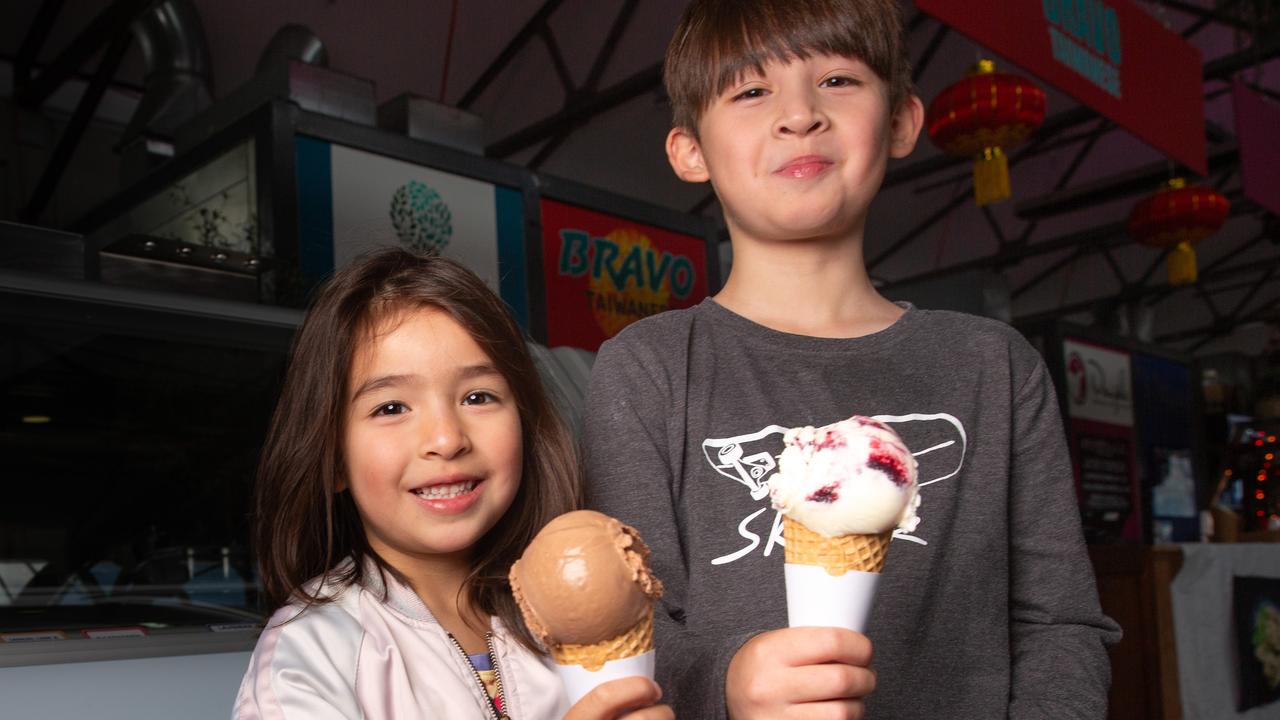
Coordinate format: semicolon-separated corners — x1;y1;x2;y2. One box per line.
0;267;300;657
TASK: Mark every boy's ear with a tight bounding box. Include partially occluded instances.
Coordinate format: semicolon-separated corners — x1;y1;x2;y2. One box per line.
889;95;925;159
666;126;710;183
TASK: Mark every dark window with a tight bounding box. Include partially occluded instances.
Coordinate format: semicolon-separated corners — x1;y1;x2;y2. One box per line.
1;276;297;641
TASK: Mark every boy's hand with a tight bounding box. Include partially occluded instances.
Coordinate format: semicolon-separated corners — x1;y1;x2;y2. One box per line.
726;627;875;720
564;676;675;720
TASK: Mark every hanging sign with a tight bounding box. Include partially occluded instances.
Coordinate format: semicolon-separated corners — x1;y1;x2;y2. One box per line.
916;0;1206;175
1063;337;1142;543
294;137;530;329
540;199;709;352
1233;80;1280;218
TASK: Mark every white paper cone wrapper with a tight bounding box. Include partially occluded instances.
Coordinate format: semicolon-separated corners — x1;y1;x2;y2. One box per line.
554;649;656;705
784;563;880;633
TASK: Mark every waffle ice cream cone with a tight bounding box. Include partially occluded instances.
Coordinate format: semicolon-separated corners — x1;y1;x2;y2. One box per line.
783;516;891;576
548;613;653;672
769;416;919;632
509;510;663;703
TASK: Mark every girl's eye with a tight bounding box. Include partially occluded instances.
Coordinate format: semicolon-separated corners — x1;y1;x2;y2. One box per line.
372;401;408;416
463;391;497;406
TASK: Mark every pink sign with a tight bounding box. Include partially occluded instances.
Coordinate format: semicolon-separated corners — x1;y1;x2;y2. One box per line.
917;0;1206;175
1233;80;1280;217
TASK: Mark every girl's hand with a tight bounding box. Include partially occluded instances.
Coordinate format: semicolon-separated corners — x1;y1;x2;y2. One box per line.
564;676;674;720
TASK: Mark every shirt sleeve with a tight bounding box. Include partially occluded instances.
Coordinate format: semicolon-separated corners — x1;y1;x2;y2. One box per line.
232;605;363;720
1007;359;1123;719
583;333;751;720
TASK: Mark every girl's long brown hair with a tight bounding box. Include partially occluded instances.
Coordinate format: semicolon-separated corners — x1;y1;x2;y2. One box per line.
253;247;581;651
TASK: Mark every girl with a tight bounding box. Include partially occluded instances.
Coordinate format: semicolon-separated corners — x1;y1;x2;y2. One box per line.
234;248;670;719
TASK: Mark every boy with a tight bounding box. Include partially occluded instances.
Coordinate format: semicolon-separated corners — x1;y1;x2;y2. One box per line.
584;0;1121;718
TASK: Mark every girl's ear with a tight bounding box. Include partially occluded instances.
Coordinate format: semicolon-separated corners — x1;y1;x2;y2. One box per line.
889;94;925;159
666;126;711;183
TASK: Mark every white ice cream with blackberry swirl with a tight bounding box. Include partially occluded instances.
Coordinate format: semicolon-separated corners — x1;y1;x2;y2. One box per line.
768;415;921;537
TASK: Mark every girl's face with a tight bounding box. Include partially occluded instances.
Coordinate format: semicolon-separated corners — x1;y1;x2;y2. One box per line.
342;306;523;569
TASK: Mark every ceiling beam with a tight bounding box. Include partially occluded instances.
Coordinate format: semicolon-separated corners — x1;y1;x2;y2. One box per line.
1146;230;1274;307
869;126;1077;270
1013;249;1279;327
1161;0;1252;32
1013;146;1240;220
1181;0;1247;38
883;190;1258;294
1159;289;1280;349
487;63;662;158
13;0;67;98
19;22;134;223
912;24;949;85
14;0;151;109
456;0;567;109
527;0;639;170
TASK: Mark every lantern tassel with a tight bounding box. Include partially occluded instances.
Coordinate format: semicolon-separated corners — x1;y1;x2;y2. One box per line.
973;147;1011;206
1167;241;1197;286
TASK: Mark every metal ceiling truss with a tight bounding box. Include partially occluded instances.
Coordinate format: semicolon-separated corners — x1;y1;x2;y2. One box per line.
1014;229;1278;316
912;24;950;85
886;188;1260;295
455;0;568;109
15;0;154;224
883;32;1280;191
1013;144;1240;221
869;119;1084;272
526;0;639;169
1158;0;1254;32
485;61;661;160
471;0;654;165
1161;286;1280;353
864;16;1280;349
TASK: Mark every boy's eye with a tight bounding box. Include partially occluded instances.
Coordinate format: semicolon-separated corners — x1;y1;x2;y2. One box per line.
733;87;767;101
372;401;408;416
821;76;860;88
463;391;498;406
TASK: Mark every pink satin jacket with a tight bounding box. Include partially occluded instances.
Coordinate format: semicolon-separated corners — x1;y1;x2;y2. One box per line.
232;563;569;719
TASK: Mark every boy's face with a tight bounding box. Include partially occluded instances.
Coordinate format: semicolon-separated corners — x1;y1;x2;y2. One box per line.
666;53;922;245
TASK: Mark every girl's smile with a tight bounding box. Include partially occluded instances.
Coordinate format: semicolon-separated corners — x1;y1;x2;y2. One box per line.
342;306;523;562
409;473;485;512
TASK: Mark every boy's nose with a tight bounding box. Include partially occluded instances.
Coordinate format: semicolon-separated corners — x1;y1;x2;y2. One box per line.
774;94;828;137
419;410;470;459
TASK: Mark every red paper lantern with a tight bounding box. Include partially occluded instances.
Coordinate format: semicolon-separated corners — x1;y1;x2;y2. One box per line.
1128;178;1230;286
926;59;1046;206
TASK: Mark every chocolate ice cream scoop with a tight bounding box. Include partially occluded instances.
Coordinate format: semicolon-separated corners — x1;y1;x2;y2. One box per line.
510;510;663;648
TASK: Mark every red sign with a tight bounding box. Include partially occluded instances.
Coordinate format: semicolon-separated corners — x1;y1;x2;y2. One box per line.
1233;80;1280;217
540;199;709;351
916;0;1206;175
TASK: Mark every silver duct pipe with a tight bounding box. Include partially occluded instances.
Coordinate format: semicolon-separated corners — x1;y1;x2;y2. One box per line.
256;24;329;74
121;0;213;143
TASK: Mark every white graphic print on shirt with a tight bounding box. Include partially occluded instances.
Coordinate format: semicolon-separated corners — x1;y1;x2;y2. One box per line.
700;413;967;566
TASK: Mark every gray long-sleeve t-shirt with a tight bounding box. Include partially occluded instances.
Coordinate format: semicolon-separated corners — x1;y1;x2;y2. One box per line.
584;298;1122;719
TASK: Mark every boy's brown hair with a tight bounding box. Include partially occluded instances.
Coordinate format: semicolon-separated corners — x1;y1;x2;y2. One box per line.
664;0;914;131
253;247;580;652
